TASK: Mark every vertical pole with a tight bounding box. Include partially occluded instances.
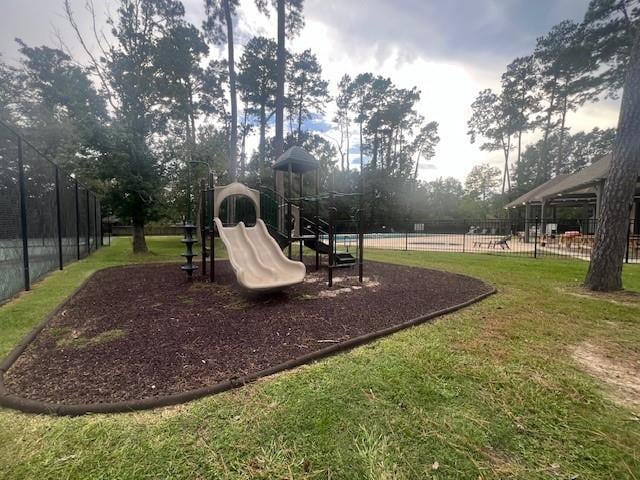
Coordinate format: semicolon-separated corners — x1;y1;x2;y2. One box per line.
328;197;334;288
93;194;98;251
405;230;408;251
358;220;364;283
358;215;363;282
315;169;320;271
17;136;30;291
359;144;365;282
107;212;111;246
54;166;64;270
462;220;466;254
200;179;207;276
524;204;531;243
534;216;539;259
287;162;292;259
209;174;215;283
299;173;303;262
287;200;292;259
186;162;192;224
75;178;80;259
86;188;91;254
625;220;631;264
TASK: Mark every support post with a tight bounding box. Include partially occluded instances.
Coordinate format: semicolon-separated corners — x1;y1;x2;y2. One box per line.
524;203;532;243
287;162;293;259
200;179;207;276
209;173;215;283
75;178;80;259
54;165;63;270
299;172;304;262
86;189;91;254
358;208;363;283
315;169;320;271
625;220;631;264
17;136;30;291
540;201;546;239
359;146;365;282
328;197;334;288
299;171;304;262
462;220;466;254
534;216;539;259
93;194;98;250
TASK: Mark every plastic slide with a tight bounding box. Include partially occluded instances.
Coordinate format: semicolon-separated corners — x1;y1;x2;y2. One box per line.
214;217;306;292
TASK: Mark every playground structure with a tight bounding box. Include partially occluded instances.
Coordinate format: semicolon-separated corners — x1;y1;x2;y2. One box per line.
212;183;306;291
182;146;365;290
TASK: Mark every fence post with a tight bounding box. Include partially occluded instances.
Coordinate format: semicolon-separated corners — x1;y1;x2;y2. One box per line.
534;216;539;259
93;194;98;250
54;166;63;270
86;188;91;254
625;220;631;264
405;229;408;251
462;220;466;254
17;136;30;291
75;178;80;260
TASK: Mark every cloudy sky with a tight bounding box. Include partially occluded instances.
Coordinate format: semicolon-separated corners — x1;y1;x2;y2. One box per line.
0;0;621;181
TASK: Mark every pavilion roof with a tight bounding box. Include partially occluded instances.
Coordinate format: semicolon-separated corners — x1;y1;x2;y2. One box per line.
504;154;615;209
504;174;570;209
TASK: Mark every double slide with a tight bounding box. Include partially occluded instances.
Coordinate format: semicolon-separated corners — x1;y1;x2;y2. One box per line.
214;217;306;292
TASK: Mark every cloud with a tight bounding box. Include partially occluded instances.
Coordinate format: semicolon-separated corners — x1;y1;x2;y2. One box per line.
0;0;621;183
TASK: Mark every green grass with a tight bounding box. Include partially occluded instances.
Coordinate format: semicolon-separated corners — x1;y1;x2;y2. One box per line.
54;328;128;349
1;238;639;479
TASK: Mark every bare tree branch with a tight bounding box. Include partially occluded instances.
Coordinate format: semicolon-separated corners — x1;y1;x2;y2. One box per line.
64;0;118;113
85;0;111;59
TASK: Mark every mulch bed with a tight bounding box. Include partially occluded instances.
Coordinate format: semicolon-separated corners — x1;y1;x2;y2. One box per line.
3;260;493;406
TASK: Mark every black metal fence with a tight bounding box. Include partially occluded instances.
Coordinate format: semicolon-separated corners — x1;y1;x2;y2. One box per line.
0;121;106;303
329;217;639;263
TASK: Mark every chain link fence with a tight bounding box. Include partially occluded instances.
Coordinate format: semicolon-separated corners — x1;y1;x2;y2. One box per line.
0;121;106;303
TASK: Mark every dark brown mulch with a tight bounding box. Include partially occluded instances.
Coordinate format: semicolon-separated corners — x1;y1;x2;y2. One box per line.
3;260;493;405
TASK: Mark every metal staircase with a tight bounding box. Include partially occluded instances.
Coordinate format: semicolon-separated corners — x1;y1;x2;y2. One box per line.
259;187;356;267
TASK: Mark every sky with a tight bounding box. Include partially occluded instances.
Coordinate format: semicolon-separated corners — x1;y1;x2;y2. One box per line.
0;0;621;182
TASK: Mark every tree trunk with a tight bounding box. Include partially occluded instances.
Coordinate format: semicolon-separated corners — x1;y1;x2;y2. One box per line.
359;121;364;169
500;135;511;195
223;0;237;182
346;120;350;170
273;0;286;199
297;80;305;143
517;129;522;169
556;93;568;175
539;81;557;180
259;103;266;170
240;107;248;178
274;0;286;158
372;131;378;170
585;29;640;291
132;219;148;253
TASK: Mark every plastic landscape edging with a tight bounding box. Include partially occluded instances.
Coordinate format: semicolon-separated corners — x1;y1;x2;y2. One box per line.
0;270;496;416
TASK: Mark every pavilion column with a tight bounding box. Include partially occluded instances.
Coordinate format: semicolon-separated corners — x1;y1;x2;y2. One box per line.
524;203;532;243
540;201;547;237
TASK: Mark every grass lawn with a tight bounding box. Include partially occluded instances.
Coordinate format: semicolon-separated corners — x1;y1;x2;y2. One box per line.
1;236;639;479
